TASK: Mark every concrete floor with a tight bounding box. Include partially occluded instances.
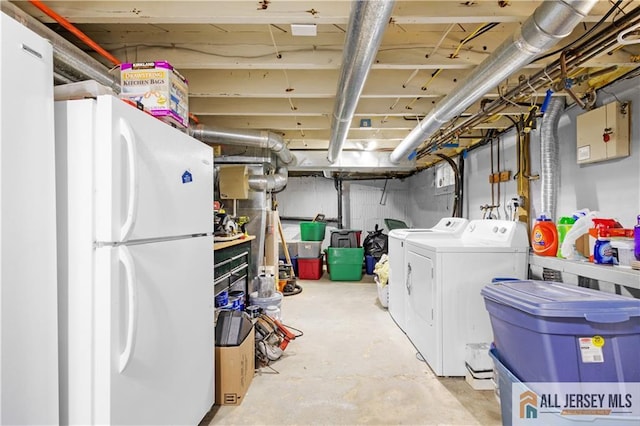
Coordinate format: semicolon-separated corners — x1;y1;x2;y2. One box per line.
202;274;502;426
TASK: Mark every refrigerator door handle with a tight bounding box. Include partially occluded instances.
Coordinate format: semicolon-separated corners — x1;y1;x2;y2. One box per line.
119;117;138;241
118;245;138;374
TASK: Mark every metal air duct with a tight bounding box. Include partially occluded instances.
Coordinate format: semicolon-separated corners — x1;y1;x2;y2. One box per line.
326;0;395;163
190;126;294;192
540;97;564;221
389;0;598;164
1;1;120;93
246;167;288;192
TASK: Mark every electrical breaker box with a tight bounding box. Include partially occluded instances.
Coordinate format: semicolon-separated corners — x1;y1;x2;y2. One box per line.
576;101;630;164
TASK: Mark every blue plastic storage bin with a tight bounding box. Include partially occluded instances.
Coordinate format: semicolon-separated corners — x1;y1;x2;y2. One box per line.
490;347;640;426
482;280;640;383
489;347;520;426
365;255;376;275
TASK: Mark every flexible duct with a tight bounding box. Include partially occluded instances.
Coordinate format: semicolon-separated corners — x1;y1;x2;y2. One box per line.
326;0;395;163
1;1;120;93
190;126;294;192
389;0;598;164
540;97;564;220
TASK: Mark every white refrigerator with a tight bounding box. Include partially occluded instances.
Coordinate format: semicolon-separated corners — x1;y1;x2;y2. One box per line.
55;95;214;425
1;12;59;425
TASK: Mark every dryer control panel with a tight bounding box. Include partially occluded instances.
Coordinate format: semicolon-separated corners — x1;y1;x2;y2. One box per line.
431;217;469;233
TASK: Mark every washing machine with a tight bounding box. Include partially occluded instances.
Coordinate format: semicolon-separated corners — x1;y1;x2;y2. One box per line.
387;217;468;332
404;219;529;376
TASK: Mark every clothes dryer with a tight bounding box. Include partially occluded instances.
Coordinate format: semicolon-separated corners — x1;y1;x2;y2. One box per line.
387;217;468;332
404;219;529;376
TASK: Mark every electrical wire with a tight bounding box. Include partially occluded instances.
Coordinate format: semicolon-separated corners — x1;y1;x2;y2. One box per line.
506;115;521;179
490;137;495;210
427;23;457;59
415;22;497;95
267;24;282;59
422;7;640;153
450;23;497;58
496;133;501;219
420;68;443;91
113;44;343;60
612;0;636;22
463;23;499;43
278;323;304;338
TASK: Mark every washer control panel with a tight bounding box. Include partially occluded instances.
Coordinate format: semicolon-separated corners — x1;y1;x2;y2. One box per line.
462;219;528;247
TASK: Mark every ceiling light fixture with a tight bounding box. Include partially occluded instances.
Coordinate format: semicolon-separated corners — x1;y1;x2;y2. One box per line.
291;24;317;37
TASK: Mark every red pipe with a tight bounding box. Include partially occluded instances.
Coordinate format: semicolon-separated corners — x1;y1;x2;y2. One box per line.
29;0;121;66
29;1;203;124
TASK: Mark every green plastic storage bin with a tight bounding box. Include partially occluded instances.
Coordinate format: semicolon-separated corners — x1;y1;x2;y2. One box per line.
327;247;364;281
300;222;326;241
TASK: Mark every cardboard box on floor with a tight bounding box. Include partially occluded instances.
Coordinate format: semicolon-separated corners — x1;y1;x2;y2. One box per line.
215;327;255;406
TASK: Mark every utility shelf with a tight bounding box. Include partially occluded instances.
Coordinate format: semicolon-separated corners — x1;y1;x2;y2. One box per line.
529;254;640;290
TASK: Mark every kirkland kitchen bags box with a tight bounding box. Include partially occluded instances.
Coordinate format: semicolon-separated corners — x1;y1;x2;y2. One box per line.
120;61;189;128
215;327;255;405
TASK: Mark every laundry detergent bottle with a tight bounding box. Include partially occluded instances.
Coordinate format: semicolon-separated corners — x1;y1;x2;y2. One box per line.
556;216;575;258
531;214;558;256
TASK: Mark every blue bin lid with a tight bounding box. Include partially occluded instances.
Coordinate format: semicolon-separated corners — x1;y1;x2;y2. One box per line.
481;280;640;323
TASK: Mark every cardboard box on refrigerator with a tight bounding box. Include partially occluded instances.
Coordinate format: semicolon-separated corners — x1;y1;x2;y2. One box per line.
120;61;189;128
215;327;255;405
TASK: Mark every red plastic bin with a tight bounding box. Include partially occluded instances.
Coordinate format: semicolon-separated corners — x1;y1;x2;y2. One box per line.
297;256;324;280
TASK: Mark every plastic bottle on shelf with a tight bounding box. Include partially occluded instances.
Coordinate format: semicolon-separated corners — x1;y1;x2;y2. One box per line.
593;227;615;265
635;215;640;261
556;216;576;258
531;214;558;257
589;218;622;262
571;209;590;220
560;210;598;260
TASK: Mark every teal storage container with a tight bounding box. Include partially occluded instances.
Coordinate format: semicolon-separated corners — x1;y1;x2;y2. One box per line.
300;222;326;241
327;247;364;281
